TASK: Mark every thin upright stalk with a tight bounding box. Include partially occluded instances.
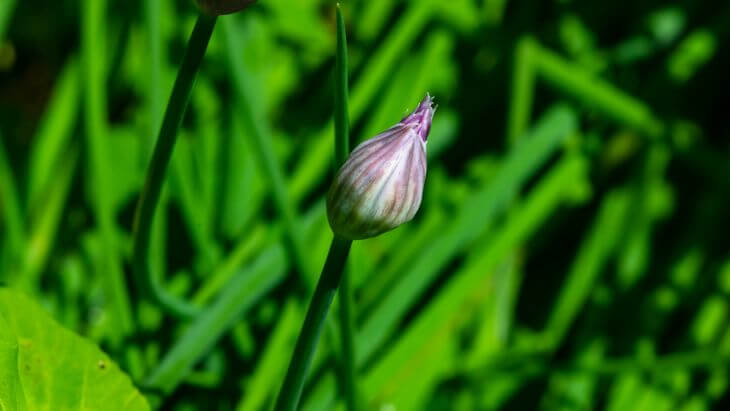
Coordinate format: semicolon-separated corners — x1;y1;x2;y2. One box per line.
132;13;217;318
273;7;355;410
333;5;359;411
337;262;358;411
273;237;352;411
333;4;350;171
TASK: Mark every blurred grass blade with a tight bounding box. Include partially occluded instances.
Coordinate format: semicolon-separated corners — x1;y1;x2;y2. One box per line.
21;149;79;289
236;300;303;411
81;0;134;342
507;37;537;143
192;224;269;306
359;31;452;142
465;254;521;366
170;132;219;270
0;135;24;276
541;189;632;349
144;246;287;394
26;59;81;208
0;0;15;38
531;38;663;137
222;17;314;279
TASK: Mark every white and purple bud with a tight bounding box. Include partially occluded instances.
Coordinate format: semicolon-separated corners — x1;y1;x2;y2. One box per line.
327;94;436;240
195;0;256;15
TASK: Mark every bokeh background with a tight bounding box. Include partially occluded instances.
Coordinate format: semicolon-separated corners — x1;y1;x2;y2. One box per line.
2;0;730;409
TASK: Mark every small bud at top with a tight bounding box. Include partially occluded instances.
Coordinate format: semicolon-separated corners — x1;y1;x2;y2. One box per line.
326;94;436;240
195;0;256;15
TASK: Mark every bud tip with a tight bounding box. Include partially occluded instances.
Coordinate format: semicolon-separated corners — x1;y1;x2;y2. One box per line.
402;93;436;142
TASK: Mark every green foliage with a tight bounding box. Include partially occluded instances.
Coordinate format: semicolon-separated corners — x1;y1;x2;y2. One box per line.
0;288;149;411
1;0;730;410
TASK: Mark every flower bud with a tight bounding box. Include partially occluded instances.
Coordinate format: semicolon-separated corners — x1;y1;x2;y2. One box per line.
195;0;256;15
327;94;436;240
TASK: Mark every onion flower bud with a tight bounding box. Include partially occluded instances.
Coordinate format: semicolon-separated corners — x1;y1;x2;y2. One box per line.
195;0;256;15
327;94;436;240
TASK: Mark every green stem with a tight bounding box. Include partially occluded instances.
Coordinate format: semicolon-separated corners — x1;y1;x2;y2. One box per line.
82;0;135;342
144;247;287;394
337;264;358;411
131;13;217;318
333;5;359;411
334;4;350;170
273;236;353;411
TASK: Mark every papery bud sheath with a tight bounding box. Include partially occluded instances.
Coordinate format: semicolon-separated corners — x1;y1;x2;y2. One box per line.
327;94;436;240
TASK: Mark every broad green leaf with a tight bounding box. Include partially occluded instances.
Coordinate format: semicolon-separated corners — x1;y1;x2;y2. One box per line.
0;288;149;411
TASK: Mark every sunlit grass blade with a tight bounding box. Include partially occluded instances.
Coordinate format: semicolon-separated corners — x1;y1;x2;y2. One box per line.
0;135;24;276
21;149;79;289
222;17;314;280
144;247;287;395
81;0;134;343
0;0;15;38
362;154;590;409
26;59;80;208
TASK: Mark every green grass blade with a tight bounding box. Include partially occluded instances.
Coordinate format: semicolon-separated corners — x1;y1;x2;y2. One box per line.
222;17;314;279
507;37;537;143
21;149;79;289
81;0;135;342
26;59;81;208
144;246;287;394
236;299;303;411
540;189;632;350
0;135;24;277
531;39;664;137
